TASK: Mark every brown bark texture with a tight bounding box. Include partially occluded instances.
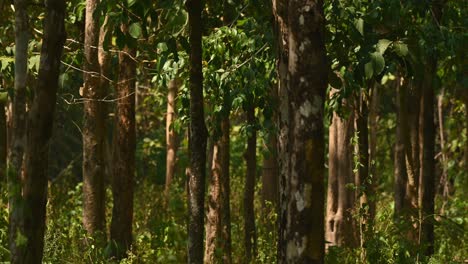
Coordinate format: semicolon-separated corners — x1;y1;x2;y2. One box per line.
186;0;208;262
262;85;279;208
0;102;6;183
82;0;106;237
326;90;357;248
419;65;436;256
418;1;444;255
368;85;379;221
205;115;231;263
165;79;180;198
8;0;29;261
244;104;257;262
276;0;328;262
110;42;136;259
20;0;66;262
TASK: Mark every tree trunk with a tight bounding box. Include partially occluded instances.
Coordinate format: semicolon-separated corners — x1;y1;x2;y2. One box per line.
110;40;136;259
8;0;29;261
419;1;444;256
368;85;379;222
262;85;279;208
98;15;112;182
186;0;208;262
465;97;468;177
82;0;106;238
244;104;257;262
406;81;421;232
205;115;231;263
419;66;436;256
326;90;357;248
165;79;180;199
355;89;370;259
0;101;6;183
394;76;408;217
20;0;66;262
277;0;327;262
437;89;449;201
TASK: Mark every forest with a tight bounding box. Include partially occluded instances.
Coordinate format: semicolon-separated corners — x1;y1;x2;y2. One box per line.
0;0;466;263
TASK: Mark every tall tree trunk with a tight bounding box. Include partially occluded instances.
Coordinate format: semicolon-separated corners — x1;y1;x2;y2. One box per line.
0;101;6;183
394;76;408;217
8;0;29;261
465;96;468;177
406;81;421;233
355;89;370;259
244;103;257;262
98;16;112;181
205;0;235;263
419;66;436;256
395;76;420;246
437;89;449;202
205;115;231;263
186;0;208;262
326;91;357;248
419;1;444;256
21;0;66;262
262;84;279;208
110;38;136;259
368;85;379;222
165;79;180;199
82;0;106;238
277;0;327;262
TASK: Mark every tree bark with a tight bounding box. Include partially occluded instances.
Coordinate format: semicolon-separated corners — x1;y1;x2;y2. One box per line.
419;1;444;256
8;0;29;261
0;101;6;183
465;96;468;178
165;79;180;199
406;81;421;230
277;0;327;262
394;76;409;217
419;65;436;256
205;115;231;263
368;85;379;222
110;40;136;259
262;85;279;208
82;0;106;237
326;90;357;248
244;104;257;262
20;0;66;262
98;15;112;182
355;89;370;259
186;0;208;262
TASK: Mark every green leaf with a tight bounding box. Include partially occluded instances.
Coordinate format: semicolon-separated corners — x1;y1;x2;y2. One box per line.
365;62;373;79
354;18;364;36
371;52;385;75
0;92;8;103
129;23;142;39
377;39;392;54
127;0;137;7
394;42;408;57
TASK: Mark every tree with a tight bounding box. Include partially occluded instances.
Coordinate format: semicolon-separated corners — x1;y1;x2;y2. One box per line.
82;0;106;238
326;89;357;248
205;2;233;261
276;0;328;262
8;0;29;261
419;0;445;256
20;0;66;262
244;102;257;262
165;79;180;199
110;25;136;258
186;0;208;262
